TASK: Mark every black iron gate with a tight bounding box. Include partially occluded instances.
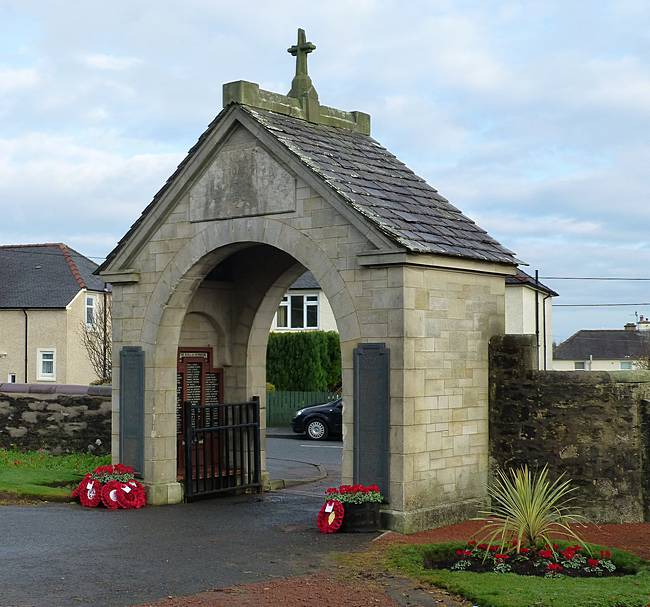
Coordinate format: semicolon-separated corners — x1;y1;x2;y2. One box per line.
182;397;261;501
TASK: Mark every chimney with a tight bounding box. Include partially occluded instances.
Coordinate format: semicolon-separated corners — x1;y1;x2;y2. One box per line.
638;315;650;331
624;322;637;332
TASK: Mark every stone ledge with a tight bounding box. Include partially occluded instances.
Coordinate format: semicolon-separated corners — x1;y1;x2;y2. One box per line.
381;498;485;534
0;384;112;396
144;481;184;505
223;80;371;134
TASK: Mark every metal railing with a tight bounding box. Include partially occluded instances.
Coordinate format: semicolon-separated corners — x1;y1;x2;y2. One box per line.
183;398;261;501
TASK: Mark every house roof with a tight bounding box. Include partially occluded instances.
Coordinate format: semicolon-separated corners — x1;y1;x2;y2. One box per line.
246;107;516;264
505;269;558;297
554;329;650;361
98;103;518;273
289;271;320;290
0;244;106;309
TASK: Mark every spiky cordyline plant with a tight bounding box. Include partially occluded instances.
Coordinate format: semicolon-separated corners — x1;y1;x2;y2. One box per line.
474;465;589;555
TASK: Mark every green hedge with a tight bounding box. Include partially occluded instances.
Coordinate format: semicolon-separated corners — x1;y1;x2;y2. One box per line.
267;331;341;391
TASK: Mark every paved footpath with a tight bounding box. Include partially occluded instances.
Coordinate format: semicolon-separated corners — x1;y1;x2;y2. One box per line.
0;489;373;607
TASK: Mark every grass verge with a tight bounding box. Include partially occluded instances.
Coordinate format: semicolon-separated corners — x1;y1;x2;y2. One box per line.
0;449;110;501
386;542;650;607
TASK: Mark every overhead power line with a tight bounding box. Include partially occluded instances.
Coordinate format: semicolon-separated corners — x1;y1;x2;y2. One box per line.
541;276;650;281
553;303;650;308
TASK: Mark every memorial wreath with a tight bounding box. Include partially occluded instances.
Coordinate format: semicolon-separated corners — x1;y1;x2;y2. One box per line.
72;464;147;510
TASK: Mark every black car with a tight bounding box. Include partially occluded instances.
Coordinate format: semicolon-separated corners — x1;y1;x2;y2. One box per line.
291;398;342;440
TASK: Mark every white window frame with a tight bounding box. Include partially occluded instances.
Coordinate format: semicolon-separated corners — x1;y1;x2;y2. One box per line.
277;296;289;328
85;295;97;326
8;373;16;383
620;361;633;370
304;294;319;329
37;348;56;381
574;361;586;371
276;292;320;330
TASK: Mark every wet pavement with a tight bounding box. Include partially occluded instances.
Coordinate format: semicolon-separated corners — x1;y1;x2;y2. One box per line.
266;430;341;488
0;488;375;607
0;437;353;607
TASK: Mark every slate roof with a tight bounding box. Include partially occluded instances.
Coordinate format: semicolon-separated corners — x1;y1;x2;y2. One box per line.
505;269;558;297
246;107;516;264
289;271;320;290
99;103;517;273
554;329;650;361
0;244;106;309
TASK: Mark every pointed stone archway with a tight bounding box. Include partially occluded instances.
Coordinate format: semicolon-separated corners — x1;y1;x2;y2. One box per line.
99;30;517;532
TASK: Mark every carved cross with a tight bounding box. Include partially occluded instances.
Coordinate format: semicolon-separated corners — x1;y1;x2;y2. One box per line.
287;28;318;100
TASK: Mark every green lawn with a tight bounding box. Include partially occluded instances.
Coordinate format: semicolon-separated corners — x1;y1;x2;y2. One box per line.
0;449;110;501
387;542;650;607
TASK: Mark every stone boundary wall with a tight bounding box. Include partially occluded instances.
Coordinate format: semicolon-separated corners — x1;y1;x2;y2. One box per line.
489;335;650;523
0;384;112;455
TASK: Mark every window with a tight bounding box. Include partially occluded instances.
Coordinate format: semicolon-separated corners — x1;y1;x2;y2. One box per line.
574;361;586;370
290;294;304;328
85;296;96;325
37;349;56;381
277;297;289;328
620;361;633;370
8;373;16;383
276;293;319;330
306;295;318;328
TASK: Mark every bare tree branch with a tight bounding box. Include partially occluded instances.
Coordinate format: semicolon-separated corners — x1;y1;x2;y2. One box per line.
79;296;112;384
634;334;650;370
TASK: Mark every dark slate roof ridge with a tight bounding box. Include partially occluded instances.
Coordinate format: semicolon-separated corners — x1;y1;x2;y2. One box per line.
243;106;518;264
289;270;320;290
0;243;105;309
505;269;559;297
554;329;650;360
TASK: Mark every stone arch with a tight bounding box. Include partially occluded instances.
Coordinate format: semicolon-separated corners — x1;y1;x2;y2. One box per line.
143;217;360;347
139;216;362;500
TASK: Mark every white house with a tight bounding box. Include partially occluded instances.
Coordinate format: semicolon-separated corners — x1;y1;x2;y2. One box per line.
0;243;110;385
270;271;337;332
553;317;650;371
505;269;558;370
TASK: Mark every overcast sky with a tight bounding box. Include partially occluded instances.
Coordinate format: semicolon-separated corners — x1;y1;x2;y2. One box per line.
2;1;649;341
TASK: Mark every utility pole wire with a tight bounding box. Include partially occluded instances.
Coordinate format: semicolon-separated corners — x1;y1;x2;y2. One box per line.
541;276;650;281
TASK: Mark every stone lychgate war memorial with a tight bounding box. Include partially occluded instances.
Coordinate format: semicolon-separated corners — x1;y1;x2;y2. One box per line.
98;29;518;533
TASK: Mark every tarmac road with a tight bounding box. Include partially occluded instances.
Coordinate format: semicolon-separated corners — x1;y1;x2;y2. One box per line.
0;488;373;607
0;434;352;607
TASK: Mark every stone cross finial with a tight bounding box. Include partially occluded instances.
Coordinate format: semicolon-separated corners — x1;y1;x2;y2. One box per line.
288;28;318;101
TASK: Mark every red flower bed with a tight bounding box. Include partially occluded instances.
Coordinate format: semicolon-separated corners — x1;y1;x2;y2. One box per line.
72;464;146;510
324;483;383;505
424;541;622;578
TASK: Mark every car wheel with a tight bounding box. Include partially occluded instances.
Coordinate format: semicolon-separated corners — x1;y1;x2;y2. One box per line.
306;418;329;441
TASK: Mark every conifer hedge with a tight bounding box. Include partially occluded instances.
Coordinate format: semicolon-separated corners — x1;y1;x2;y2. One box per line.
266;331;341;391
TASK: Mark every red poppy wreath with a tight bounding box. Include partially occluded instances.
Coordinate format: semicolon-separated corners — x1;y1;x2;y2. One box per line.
78;478;102;508
114;483;139;509
317;499;344;533
72;473;91;499
101;480;123;510
127;480;147;508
